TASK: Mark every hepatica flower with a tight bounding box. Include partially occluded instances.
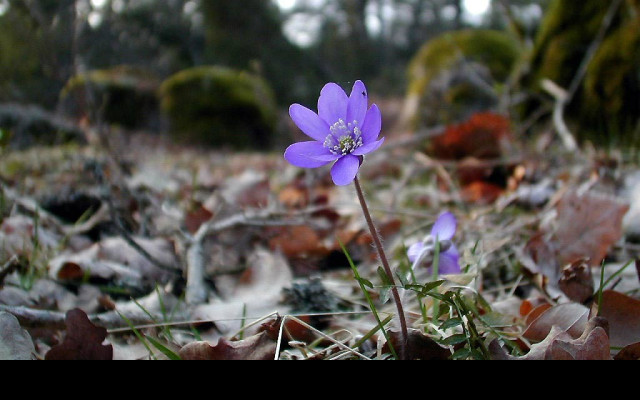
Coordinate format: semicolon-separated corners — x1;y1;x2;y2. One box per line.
408;212;461;275
285;81;385;186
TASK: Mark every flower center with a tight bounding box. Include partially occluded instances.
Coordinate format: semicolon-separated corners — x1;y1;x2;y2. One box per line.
324;119;363;156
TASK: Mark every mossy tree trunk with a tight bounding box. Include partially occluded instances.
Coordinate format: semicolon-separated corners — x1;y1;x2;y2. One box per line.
525;0;640;146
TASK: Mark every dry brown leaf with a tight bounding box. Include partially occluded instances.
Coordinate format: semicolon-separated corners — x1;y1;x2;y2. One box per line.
385;329;452;360
524;303;553;326
184;203;214;234
45;309;113;360
523;302;590;342
492;318;611;360
428;112;512;161
520;232;559;279
558;258;594;304
519;298;550;318
179;332;276;360
461;181;504;205
259;315;317;344
597;290;640;349
614;342;640;360
269;225;328;258
553;191;629;266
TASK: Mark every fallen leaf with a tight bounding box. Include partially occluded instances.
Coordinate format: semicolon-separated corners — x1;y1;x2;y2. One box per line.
192;248;293;335
519;298;550;318
259;315;317;344
0;215;59;262
614;342;640;360
269;225;328;258
45;309;113;360
553;191;629;266
385;329;452;360
524;303;553;325
179;332;276;360
491;318;611;360
0;312;35;360
184;203;214;234
558;258;594;304
520;232;559;278
461;181;504;204
429;112;512;161
597;290;640;349
523;302;590;342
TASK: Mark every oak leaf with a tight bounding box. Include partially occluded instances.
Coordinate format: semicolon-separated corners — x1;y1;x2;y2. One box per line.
492;318;611;360
179;332;276;360
45;309;113;360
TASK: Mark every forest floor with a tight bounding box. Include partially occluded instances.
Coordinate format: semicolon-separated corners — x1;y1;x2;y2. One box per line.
1;113;640;360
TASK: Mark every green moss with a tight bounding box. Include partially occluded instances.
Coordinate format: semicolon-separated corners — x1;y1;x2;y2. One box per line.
159;66;277;149
406;29;521;128
61;66;161;130
408;29;521;96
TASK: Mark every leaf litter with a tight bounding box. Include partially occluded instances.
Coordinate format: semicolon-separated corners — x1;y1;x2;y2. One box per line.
1;112;640;360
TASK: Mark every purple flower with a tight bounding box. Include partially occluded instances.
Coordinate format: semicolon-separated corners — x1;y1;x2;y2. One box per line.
407;212;461;275
284;81;385;186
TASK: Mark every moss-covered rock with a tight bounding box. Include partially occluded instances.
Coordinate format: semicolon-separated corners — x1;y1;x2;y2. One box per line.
404;29;522;128
159;66;277;149
526;0;640;145
60;66;161;130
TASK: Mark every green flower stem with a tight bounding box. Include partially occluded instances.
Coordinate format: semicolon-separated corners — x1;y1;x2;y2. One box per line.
354;176;409;360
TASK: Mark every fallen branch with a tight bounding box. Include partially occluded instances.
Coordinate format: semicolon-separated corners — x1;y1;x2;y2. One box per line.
0;304;189;330
541;79;578;152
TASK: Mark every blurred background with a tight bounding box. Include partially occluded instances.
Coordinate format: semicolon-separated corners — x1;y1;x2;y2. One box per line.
0;0;638;151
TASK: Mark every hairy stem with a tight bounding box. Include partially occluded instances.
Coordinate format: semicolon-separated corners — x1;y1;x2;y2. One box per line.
354;176;409;360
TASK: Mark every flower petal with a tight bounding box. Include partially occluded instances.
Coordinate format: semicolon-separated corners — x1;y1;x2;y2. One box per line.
352;138;385;156
431;212;457;241
346;80;368;129
438;246;461;275
285;141;333;168
331;154;360;186
289;104;330;142
318;83;348;125
407;242;424;263
361;104;382;144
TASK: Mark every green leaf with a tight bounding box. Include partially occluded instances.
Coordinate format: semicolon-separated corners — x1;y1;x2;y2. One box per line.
439;318;463;331
377;266;394;286
451;347;471;360
358;277;374;289
145;336;182;361
441;334;468;346
420;280;446;295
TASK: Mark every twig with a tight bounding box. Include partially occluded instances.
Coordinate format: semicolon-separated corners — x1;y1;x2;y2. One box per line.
0;304;189;330
103;192;179;275
541;79;578;152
